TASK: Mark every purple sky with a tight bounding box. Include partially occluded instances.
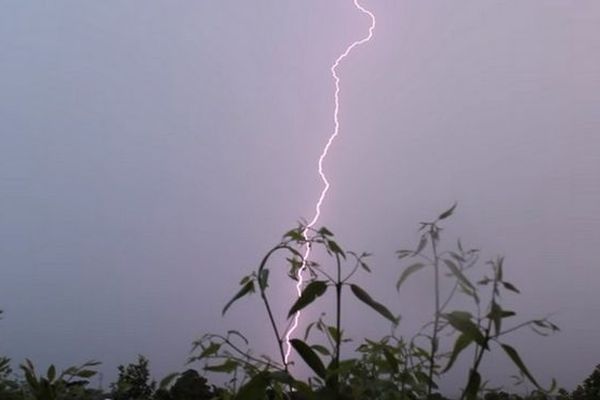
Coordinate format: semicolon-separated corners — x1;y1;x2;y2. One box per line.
1;0;599;395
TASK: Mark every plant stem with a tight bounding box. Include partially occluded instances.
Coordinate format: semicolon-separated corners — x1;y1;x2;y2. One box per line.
460;278;497;400
427;229;441;397
257;245;289;371
334;253;342;393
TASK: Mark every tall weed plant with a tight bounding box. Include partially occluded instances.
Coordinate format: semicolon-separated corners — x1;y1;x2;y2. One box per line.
188;205;558;399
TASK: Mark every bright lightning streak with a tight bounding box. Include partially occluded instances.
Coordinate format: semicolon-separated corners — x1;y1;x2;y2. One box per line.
284;0;376;364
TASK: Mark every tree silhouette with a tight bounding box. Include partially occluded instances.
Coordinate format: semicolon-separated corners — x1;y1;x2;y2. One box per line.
572;364;600;400
111;355;156;400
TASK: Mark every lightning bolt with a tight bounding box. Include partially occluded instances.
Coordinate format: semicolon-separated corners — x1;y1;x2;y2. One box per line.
284;0;376;364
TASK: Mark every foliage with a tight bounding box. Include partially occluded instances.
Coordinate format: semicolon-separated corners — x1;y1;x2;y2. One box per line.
386;205;560;400
188;204;559;399
19;358;101;400
0;205;581;399
154;369;219;400
111;355;156;400
571;364;600;400
0;357;21;400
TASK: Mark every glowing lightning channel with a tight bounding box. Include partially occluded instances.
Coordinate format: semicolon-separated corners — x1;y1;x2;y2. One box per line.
284;0;376;364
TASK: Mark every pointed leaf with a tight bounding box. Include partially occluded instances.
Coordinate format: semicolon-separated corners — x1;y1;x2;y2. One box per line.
444;312;486;347
414;235;428;255
258;268;269;290
501;344;540;388
75;369;97;378
288;280;328;318
443;333;473;373
159;372;179;389
489;302;502;337
487;302;516;336
284;229;304;241
235;372;269;400
21;368;39;391
290;339;326;379
199;342;221;359
327;326;340;344
80;360;101;368
396;250;413;260
204;360;238;373
269;371;295;385
464;369;481;400
327;240;346;259
502;281;520;294
311;344;331;356
319;227;334;237
443;259;475;291
396;263;426;291
438;202;457;220
222;281;254;315
46;365;56;382
350;284;397;324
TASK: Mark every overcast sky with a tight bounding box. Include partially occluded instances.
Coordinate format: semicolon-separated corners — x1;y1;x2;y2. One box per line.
1;0;599;395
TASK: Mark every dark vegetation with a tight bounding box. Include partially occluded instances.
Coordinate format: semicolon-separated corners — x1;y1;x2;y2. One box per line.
1;205;598;399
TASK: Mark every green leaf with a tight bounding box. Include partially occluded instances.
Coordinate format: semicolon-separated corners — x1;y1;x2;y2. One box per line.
327;326;341;344
287;280;328;318
396;250;413;259
501;343;540;388
382;348;399;374
269;371;295;385
80;360;101;368
487;302;516;336
414;370;438;389
319;227;334;237
290;339;326;379
443;259;475;291
222;281;254;315
46;365;56;382
444;312;486;347
449;251;465;263
327;240;346;259
235;372;269;400
443;333;473;373
438;202;457;220
159;372;180;389
350;284;398;324
303;321;316;341
464;369;481;400
284;229;304;241
414;235;428;255
75;369;97;378
258;268;269;291
204;360;238;373
311;344;331;356
199;342;221;359
396;262;426;291
25;358;35;372
502;281;520;294
359;259;371;273
490;303;502;337
478;277;492;286
21;369;39;391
